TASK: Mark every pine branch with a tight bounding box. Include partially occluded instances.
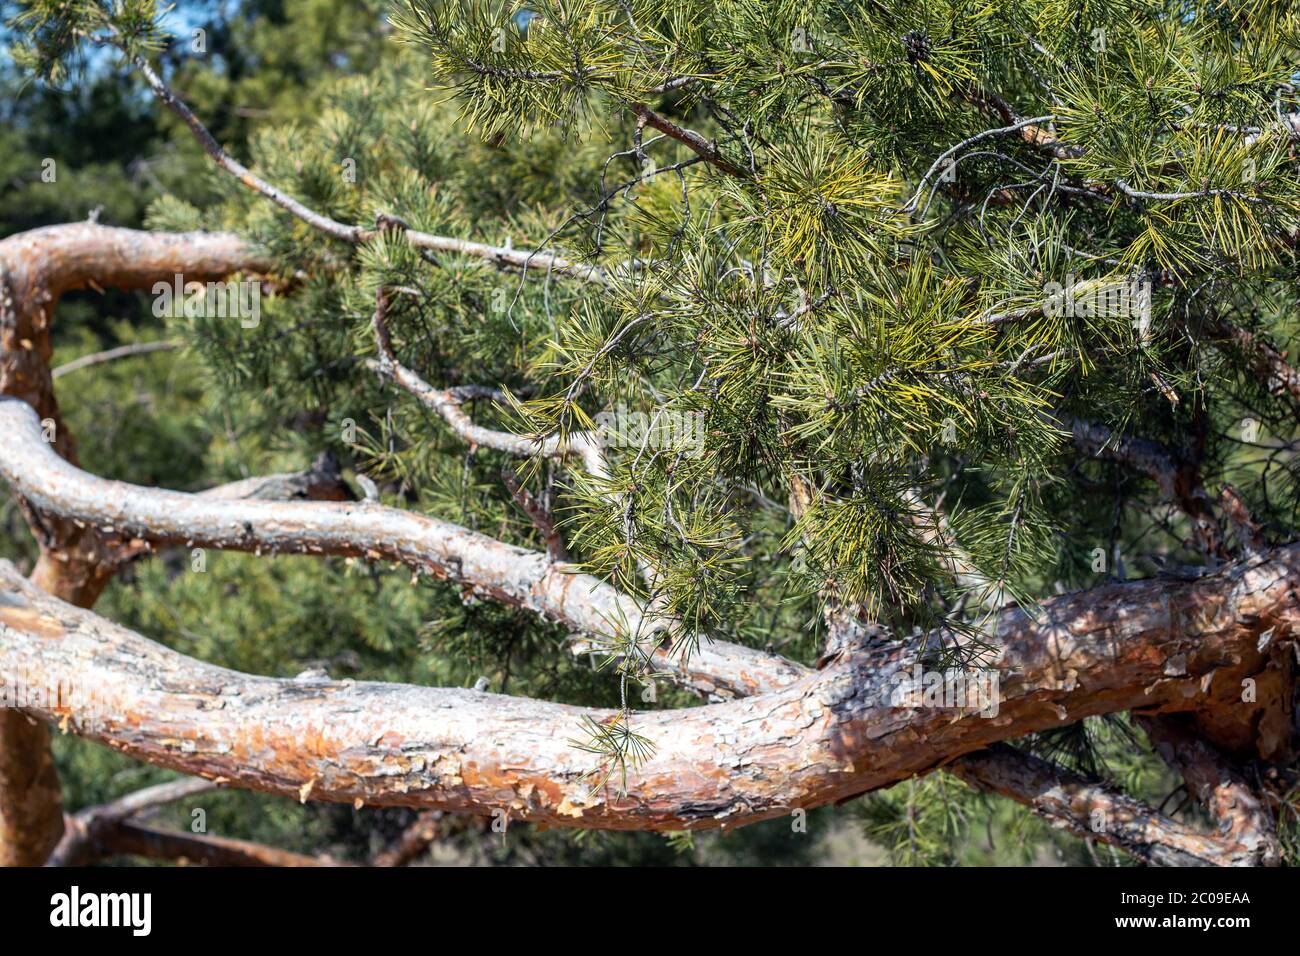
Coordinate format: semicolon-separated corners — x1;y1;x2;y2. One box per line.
98;823;349;867
502;468;569;561
47;777;217;866
629;103;750;178
112;42;603;282
0;396;797;700
367;289;604;470
1069;417;1225;558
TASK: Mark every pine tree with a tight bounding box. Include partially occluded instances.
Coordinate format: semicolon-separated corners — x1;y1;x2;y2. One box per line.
1;0;1298;867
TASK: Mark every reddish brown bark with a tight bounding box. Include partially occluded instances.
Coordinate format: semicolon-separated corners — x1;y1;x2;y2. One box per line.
0;713;63;866
0;223;260;433
1;536;1295;832
1139;715;1282;866
0;222;264;864
0;222;265;602
1;221;1292;861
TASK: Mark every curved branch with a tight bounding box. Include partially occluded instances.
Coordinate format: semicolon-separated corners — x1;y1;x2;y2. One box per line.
368;290;606;474
0;220;267;863
1069;417;1224;557
46;777;216;867
1;222;260;442
2;530;1295;830
0;222;267;589
47;776;347;866
52;340;180;379
0;396;796;700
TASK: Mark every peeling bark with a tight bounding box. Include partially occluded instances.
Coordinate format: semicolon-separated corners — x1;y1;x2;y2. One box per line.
3;217;1295;854
1139;715;1282;866
2;536;1295;831
0;222;266;864
0;221;266;599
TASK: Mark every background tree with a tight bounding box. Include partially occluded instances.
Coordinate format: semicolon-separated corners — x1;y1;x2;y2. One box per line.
1;0;1298;867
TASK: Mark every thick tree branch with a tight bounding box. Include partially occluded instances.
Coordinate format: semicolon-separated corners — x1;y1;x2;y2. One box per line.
0;221;265;863
2;532;1295;830
0;223;260;462
106;455;355;572
903;486;1272;866
0;396;797;700
0;222;265;605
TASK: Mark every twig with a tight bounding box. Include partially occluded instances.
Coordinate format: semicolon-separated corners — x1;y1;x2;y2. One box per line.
52;340;179;379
